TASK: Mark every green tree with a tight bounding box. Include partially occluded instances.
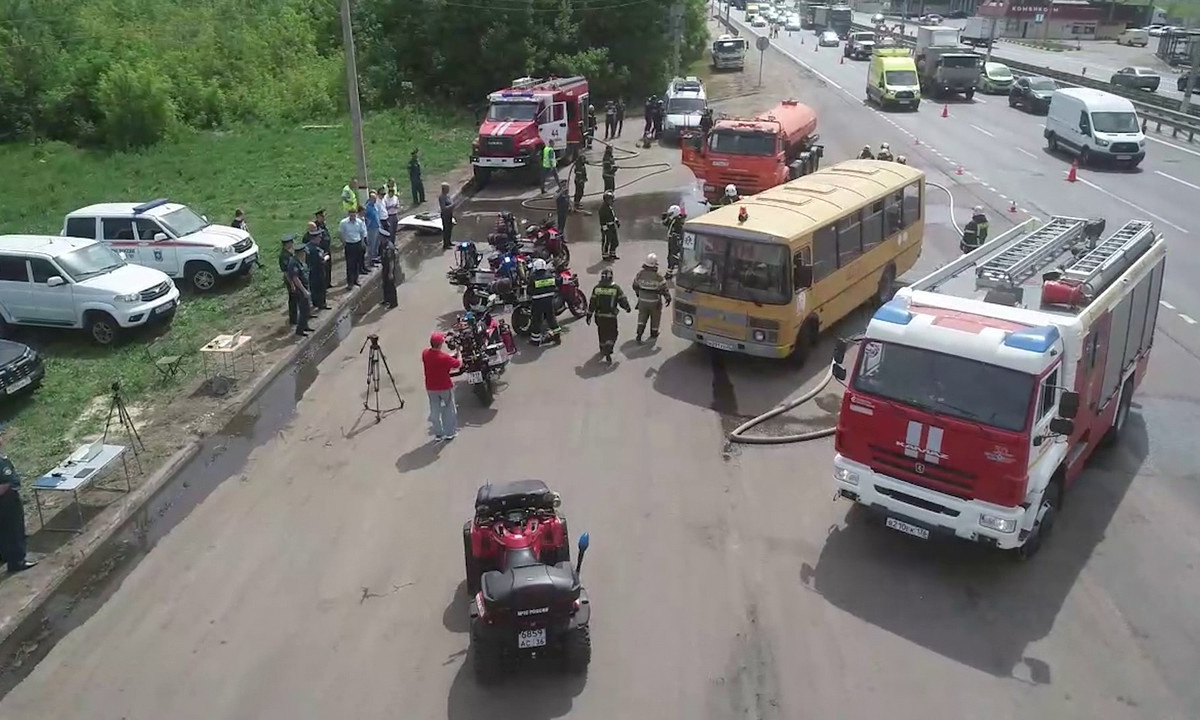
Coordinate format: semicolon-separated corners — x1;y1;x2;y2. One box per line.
96;61;178;149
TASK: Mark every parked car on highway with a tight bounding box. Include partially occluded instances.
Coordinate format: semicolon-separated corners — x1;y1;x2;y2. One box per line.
979;62;1014;94
1179;74;1200;93
819;30;840;47
1110;66;1160;91
1008;75;1057;113
0;235;180;345
751;14;768;27
785;14;802;31
0;339;44;399
1116;28;1149;47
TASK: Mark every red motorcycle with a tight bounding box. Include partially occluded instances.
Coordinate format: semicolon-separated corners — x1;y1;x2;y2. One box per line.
446;297;517;406
520;215;570;266
555;262;588;318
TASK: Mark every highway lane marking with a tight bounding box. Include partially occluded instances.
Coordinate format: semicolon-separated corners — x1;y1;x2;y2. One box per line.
1076;177;1189;234
1154;170;1200;191
1146;136;1200;159
1181;314;1197;325
1161;300;1176;310
971;124;996;138
1016;147;1038;159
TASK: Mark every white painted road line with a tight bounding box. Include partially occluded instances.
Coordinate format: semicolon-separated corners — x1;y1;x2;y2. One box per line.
1076;177;1190;235
1161;300;1177;310
1146;135;1200;159
1181;314;1197;325
770;44;843;90
1155;170;1200;191
971;124;996;138
1016;147;1037;159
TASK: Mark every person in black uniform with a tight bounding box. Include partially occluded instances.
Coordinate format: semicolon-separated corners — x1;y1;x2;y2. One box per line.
304;226;330;311
287;244;313;336
643;95;656;137
585;104;598;150
653;97;665;138
662;204;686;279
527;258;562;345
314;209;334;288
615;99;626;136
604;101;616;140
572;153;588;211
556;180;570;237
279;235;298;326
0;426;36;573
585;268;632;363
599;191;620;261
439;182;455;250
408;148;426;205
960;206;990;254
699;108;714;141
602;145;617;194
380;231;399;309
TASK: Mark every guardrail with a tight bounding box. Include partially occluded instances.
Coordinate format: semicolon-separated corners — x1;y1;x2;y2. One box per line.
849;21;1200;143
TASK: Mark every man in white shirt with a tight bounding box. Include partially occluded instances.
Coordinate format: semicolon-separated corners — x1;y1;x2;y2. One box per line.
374;186;390;264
383;184;401;235
339;208;368;287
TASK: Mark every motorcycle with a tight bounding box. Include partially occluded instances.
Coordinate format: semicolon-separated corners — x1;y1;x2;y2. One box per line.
446;295;517;407
510;264;587;337
519;215;571;266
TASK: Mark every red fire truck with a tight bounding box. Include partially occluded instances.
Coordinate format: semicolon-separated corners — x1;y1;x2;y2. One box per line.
470;76;589;187
831;215;1166;559
680;99;818;202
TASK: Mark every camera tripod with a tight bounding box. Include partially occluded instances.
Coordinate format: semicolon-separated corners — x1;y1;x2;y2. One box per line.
360;334;405;423
103;382;145;473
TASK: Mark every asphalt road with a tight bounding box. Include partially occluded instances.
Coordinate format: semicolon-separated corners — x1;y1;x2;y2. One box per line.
852;11;1197;100
2;22;1199;720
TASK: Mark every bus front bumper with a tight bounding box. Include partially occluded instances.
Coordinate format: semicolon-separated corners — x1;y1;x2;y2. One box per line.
671;323;790;359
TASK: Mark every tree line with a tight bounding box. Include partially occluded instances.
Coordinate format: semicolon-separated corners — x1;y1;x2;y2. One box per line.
0;0;709;150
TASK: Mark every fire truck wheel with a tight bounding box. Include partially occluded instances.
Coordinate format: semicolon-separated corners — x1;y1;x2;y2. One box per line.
473;167;492;189
1015;480;1061;561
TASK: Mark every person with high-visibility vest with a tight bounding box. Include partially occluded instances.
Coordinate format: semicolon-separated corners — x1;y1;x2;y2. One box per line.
341;178;358;213
540;144;558;194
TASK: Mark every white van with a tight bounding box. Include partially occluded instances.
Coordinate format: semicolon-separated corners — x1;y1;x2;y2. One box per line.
1044;87;1145;167
0;235;180;345
1116;28;1149;47
63;199;260;292
663;76;708;141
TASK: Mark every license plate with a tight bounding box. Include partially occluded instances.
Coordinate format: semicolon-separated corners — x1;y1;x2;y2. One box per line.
1116;155;1132;160
155;301;174;314
886;517;930;540
703;338;735;351
465;371;483;384
6;376;32;394
518;628;547;649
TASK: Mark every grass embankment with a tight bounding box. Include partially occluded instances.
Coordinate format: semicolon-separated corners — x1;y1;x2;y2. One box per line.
0;108;475;481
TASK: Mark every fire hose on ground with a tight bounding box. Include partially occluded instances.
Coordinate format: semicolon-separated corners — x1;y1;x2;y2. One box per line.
727;180;965;446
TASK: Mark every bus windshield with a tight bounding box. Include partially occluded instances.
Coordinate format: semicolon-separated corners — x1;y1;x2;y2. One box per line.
676;232;792;305
851;340;1035;432
708;129;776;156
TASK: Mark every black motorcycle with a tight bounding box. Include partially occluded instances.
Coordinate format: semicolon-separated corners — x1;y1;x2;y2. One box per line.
446;298;517;406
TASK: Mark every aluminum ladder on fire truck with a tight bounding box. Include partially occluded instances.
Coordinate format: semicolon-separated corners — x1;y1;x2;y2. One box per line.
976;216;1086;289
1059;219;1155;294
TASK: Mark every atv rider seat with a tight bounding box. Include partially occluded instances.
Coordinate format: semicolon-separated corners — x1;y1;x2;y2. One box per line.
480;561;581;607
475;480;558;517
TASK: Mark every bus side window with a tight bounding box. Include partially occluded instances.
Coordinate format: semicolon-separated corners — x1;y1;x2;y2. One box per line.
862;200;885;251
812;224;837;282
885;191;902;232
836;211;862;267
902;182;921;228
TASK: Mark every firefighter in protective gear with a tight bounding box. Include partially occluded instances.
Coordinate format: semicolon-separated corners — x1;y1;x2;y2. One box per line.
718;184;740;206
896;155;907;165
602;145;617;194
585;268;632;363
572;153;588;210
876;142;894;162
859;145;874;159
960;206;989;254
527;257;562;344
586;104;598;149
662;204;686;279
633;254;671;344
600;191;620;261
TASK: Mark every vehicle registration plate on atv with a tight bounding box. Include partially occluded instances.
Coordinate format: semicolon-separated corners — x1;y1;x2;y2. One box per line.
518;628;547;649
886;517;930;540
465;371;484;384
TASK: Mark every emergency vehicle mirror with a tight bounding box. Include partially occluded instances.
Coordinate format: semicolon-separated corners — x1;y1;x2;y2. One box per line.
793;262;812;289
1058;391;1080;419
832;364;847;382
1049;418;1074;436
833;339;847;364
153;233;167;242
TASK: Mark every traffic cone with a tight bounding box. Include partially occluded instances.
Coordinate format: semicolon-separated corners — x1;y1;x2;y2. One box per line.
941;104;949;118
814;41;818;52
1066;161;1078;183
840;55;845;64
1009;200;1018;213
914;137;921;145
955;165;964;176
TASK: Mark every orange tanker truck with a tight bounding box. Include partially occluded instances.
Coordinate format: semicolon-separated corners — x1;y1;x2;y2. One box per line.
681;99;819;203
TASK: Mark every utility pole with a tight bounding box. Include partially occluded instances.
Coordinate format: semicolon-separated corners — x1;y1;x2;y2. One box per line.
339;0;369;202
670;2;685;78
985;16;997;63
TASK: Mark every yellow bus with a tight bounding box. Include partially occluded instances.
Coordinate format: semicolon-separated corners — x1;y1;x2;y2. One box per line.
672;159;925;362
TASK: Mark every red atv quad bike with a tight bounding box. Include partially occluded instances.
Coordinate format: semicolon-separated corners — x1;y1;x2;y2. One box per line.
463;480;592;682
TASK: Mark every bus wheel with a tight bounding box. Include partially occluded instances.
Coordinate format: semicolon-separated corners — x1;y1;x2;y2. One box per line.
788;319;818;367
875;265;896;306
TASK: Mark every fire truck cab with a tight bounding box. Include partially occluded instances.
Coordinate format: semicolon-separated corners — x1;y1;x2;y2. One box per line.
471;76;589;187
832;216;1166;559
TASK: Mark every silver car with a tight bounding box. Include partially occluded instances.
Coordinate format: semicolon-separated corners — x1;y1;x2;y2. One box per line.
1110;66;1160;92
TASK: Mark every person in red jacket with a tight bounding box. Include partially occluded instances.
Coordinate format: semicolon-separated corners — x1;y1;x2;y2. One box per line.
422;332;462;441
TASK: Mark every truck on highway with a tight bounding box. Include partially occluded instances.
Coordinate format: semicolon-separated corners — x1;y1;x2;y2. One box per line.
914;25;980;99
961;16;995;47
470;76;589;187
809;4;852;37
680;99;819;202
844;31;877;59
712;34;750;70
832;215;1166;559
